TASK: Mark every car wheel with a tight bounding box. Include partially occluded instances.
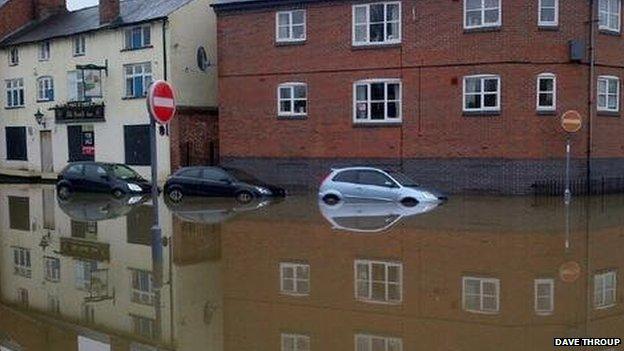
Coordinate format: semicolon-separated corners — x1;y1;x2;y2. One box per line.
57;185;71;199
236;191;254;204
401;197;418;207
168;188;184;203
112;188;125;198
322;194;340;206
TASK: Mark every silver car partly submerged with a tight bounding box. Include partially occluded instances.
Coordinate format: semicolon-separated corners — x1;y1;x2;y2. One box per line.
318;167;447;206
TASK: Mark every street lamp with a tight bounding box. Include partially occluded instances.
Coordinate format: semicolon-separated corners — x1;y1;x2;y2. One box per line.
34;109;46;128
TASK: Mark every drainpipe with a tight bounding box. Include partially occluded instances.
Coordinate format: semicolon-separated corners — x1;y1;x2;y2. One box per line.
587;0;596;192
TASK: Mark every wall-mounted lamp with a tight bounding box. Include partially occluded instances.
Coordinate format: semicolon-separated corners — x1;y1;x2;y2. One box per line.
34;109;46;128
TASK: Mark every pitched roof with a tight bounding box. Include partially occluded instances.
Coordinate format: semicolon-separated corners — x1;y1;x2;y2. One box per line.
1;0;195;46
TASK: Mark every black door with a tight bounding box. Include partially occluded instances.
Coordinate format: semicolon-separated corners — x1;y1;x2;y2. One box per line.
68;126;95;162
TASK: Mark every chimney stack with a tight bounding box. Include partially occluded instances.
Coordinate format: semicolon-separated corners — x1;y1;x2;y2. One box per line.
100;0;120;25
34;0;66;20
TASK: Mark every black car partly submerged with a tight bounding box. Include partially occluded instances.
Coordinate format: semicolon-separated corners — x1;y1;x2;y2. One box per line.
57;162;152;199
164;166;286;203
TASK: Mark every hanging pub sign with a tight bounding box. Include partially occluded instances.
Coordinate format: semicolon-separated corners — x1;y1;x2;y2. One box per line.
77;63;107;99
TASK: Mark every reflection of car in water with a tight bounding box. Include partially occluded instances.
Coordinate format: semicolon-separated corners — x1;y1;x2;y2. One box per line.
165;196;277;224
57;192;149;221
318;199;441;233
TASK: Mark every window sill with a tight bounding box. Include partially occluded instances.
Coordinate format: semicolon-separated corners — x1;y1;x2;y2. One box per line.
463;25;502;34
352;42;402;50
353;121;402;127
37;99;54;103
73;53;86;57
277;115;307;120
120;45;154;52
8;63;18;67
275;40;306;47
122;96;147;100
4;106;25;110
599;29;621;36
538;25;559;31
536;109;556;116
463;110;500;117
597;110;620;117
38;59;50;62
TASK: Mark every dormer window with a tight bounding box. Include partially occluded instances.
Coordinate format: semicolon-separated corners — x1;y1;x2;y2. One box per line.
8;48;18;66
124;25;151;50
73;35;86;56
38;41;51;61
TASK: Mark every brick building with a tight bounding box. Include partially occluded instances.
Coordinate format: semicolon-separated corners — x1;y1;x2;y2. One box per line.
213;0;624;194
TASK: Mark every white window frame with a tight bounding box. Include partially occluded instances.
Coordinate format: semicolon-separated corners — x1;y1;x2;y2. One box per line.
536;73;556;111
462;276;500;314
594;270;617;309
8;47;18;66
464;0;502;29
67;70;85;102
73;35;86;56
352;2;402;46
597;75;620;112
278;82;308;117
354;259;403;304
37;76;54;102
276;10;306;42
353;79;402;124
355;334;403;351
279;262;310;296
38;41;50;61
5;78;25;108
599;0;622;33
538;0;559;26
13;247;31;278
44;256;61;282
124;25;152;50
130;268;155;305
281;333;310;351
534;278;554;315
124;62;153;98
463;74;501;112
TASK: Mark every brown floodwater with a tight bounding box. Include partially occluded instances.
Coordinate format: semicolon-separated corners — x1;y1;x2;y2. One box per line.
0;183;623;350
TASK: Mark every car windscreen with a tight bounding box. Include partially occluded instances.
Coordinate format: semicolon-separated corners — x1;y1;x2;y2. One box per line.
386;171;419;187
111;164;142;180
225;168;263;183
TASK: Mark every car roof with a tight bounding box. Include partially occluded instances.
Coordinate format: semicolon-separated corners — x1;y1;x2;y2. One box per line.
331;167;389;172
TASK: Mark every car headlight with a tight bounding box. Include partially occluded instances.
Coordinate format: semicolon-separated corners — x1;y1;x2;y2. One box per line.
255;186;272;195
127;183;142;192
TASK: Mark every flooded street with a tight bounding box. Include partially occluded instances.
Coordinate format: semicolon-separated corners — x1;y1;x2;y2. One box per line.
1;183;623;350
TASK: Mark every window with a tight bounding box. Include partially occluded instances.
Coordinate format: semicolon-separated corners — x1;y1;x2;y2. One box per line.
354;80;402;123
17;288;29;305
333;170;359;183
358;170;397;187
72;220;98;240
124;25;151;50
83;304;95;323
73;35;86;56
464;0;501;29
538;0;558;26
5;127;27;161
130;269;155;305
278;83;307;117
127;205;153;245
48;295;60;314
42;188;55;230
599;0;621;32
276;10;306;42
598;76;620;112
280;262;310;296
131;315;158;339
38;41;50;61
355;260;402;304
463;75;501;112
44;257;61;282
67;70;85;101
353;2;401;45
13;247;31;278
462;276;500;314
594;271;617;309
8;47;18;66
124;63;152;98
37;76;54;102
355;334;403;351
75;260;97;290
534;279;554;315
124;124;151;165
5;78;24;108
536;73;556;111
8;196;29;230
281;334;310;351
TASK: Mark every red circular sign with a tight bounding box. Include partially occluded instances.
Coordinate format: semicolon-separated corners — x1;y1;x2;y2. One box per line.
559;261;581;283
147;80;177;124
561;110;583;133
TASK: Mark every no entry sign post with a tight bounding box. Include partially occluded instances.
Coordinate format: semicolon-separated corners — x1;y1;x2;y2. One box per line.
560;110;582;252
146;80;177;291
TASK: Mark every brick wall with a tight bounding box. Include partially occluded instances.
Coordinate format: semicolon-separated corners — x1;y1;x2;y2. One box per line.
169;107;219;172
0;0;34;40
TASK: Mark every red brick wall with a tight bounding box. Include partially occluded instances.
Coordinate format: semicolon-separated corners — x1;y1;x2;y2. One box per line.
0;0;34;40
216;0;624;160
169;107;219;171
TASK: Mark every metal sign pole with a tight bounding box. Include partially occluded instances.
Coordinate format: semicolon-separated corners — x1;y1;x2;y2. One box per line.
565;135;572;204
149;114;163;283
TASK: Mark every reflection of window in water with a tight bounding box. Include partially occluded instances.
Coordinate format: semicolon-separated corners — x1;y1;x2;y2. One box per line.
12;247;31;278
48;295;60;314
82;304;95;324
127;206;153;246
75;260;98;291
355;334;402;351
8;196;29;231
16;288;29;306
130;269;155;305
42;188;55;230
594;271;617;309
281;333;310;351
462;277;500;314
333;215;400;231
44;256;60;282
130;343;157;351
131;315;158;339
71;220;98;241
534;278;554;315
280;262;310;296
355;260;402;304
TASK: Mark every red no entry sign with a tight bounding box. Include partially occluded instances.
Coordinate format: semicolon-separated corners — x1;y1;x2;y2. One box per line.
147;80;177;124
